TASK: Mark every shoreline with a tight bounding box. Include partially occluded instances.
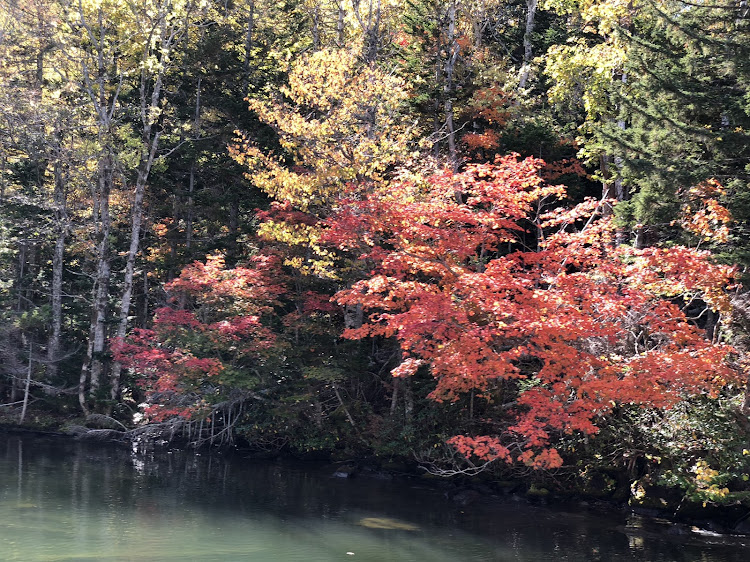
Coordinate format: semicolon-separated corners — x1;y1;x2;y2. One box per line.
3;422;750;538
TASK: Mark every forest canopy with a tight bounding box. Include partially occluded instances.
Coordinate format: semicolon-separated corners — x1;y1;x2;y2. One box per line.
2;0;750;506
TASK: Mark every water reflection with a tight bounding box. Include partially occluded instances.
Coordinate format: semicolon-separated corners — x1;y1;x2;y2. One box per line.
1;433;748;561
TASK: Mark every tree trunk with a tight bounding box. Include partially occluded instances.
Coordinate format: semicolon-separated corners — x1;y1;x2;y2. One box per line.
187;164;195;250
77;3;118;413
337;1;345;46
471;0;487;49
15;242;26;313
242;0;254;94
80;154;114;412
333;382;357;430
111;6;177;401
140;261;149;328
47;159;68;379
518;0;538;91
311;4;321;50
365;0;382;63
390;376;400;416
111;127;161;401
226;199;240;266
602;72;628;244
20;342;32;424
343;303;363;330
186;75;202;254
444;2;459;170
403;378;414;425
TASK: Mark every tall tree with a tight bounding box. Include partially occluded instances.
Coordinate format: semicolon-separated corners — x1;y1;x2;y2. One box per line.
0;0;83;394
328;155;738;468
39;0;213;410
109;0;211;403
544;0;750;248
234;42;415;275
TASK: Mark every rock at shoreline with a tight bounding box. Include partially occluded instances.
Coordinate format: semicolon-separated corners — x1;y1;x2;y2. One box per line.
358;517;419;531
333;464;357;478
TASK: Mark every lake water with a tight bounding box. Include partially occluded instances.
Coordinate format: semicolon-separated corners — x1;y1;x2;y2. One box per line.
1;432;749;561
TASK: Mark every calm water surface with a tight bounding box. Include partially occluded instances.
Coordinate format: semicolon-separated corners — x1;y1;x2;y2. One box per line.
1;432;749;561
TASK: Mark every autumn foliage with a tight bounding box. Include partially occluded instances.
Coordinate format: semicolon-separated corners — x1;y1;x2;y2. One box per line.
113;254;285;422
326;154;738;469
118;149;738;469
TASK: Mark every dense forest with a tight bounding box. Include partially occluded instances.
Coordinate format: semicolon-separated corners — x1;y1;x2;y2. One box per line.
1;0;750;513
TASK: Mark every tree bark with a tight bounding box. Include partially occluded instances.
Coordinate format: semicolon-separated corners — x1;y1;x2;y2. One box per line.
601;72;628;244
390;376;400;416
110;2;199;401
444;2;459;170
337;1;345;46
518;0;538;91
15;242;26;313
77;3;119;412
403;378;414;425
242;0;254;94
186;75;202;253
110;60;166;401
80;154;113;413
47;157;68;379
352;0;382;62
311;4;321;50
111;143;158;401
20;342;32;424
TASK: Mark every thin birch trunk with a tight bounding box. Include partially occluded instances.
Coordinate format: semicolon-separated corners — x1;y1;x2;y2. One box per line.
444;2;459;170
111;141;158;400
20;342;32;424
333;383;357;430
111;5;188;401
390;376;400;416
403;378;414;425
47;158;68;379
80;154;113;412
518;0;538;91
186;75;202;253
77;4;120;411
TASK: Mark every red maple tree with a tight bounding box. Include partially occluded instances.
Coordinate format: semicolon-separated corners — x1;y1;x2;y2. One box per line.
113;253;286;422
326;154;738;468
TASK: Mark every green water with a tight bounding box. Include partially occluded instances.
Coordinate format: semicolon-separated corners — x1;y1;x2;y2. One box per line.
1;433;748;561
